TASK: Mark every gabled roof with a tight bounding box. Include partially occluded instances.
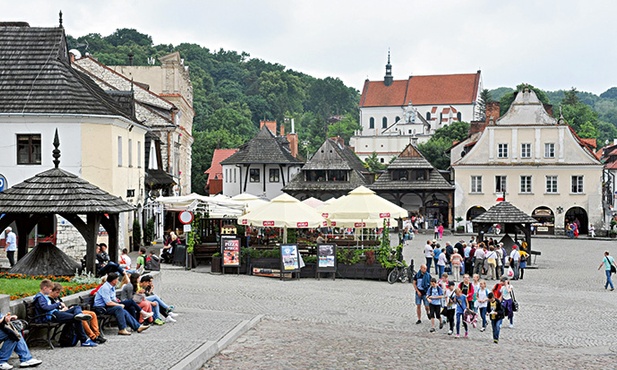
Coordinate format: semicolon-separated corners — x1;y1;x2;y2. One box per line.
221;126;303;165
0;167;134;214
205;148;238;185
284;138;369;192
496;89;557;126
0;25;133;119
359;72;481;108
472;201;536;224
371;144;453;191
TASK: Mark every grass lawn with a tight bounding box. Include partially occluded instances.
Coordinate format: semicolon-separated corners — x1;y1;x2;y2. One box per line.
0;279;84;298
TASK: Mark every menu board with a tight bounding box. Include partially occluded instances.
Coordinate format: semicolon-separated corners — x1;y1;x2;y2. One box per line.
317;244;336;272
222;236;241;267
280;244;300;272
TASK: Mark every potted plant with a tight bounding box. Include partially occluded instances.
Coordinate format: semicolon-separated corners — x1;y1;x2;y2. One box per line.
211;252;223;273
455;216;465;233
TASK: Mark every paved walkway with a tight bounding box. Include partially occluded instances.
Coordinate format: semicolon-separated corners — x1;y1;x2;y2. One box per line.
6;236;616;369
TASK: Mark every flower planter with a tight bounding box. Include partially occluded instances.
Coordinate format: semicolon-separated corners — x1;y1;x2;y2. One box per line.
336;262;388;280
211;256;222;273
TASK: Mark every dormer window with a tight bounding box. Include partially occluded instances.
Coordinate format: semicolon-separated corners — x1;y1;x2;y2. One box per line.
392;169;408;181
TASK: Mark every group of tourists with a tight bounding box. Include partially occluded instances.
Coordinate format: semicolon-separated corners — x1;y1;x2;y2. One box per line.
423;238;528;282
413;265;517;344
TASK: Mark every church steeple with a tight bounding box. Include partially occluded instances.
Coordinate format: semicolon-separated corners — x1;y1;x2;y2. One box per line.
384;50;393;86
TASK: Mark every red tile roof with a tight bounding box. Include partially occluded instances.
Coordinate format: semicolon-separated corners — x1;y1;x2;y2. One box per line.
205;148;238;185
359;72;481;107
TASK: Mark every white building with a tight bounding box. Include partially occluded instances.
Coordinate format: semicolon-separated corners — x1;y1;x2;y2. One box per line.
221;125;303;200
351;54;482;163
451;88;603;235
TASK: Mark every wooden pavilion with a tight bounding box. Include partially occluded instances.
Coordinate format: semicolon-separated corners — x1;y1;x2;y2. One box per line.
472;201;537;252
0;131;134;275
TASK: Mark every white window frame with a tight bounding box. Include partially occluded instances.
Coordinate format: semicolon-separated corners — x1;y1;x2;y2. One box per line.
544;143;555;158
571;175;584;194
471;176;483;193
521;143;531;159
520;176;532;193
546;175;558;193
498;143;508;158
495;175;506;193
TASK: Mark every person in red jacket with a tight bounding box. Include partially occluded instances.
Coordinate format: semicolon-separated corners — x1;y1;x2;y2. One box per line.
458;274;475;305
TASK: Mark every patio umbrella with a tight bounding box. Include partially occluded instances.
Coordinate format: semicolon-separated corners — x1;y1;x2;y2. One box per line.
301;197;325;209
322;186;408;238
237;193;325;242
231;192;269;214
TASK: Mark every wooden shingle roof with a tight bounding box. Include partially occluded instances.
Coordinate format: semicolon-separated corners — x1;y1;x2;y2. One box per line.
371;144;453;190
284;138;369;192
472;201;536;224
0;166;134;213
221;126;304;165
0;25;133;118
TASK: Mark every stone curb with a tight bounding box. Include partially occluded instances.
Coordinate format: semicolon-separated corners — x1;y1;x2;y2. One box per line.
170;314;264;370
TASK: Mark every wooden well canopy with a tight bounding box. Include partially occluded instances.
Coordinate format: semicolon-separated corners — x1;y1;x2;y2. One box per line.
472;201;536;252
0;130;134;275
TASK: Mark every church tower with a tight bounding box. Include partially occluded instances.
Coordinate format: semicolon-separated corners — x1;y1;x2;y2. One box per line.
384;50;393;86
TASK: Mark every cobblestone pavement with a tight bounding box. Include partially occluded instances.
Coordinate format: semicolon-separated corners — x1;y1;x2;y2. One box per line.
12;236;617;369
203;237;617;369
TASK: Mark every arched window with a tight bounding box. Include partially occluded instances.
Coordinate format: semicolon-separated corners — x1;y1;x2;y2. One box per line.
395;116;400;123
457;112;462;121
426;112;431;121
369;117;375;129
382;117;388;128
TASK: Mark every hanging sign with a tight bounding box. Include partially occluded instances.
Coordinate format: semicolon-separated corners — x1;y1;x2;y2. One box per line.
354;222;366;228
178;211;194;225
263;221;275;227
379;213;390;218
296;222;309;228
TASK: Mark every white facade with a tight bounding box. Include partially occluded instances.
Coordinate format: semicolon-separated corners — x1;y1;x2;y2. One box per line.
452;89;603;234
222;164;302;200
0;114;147;251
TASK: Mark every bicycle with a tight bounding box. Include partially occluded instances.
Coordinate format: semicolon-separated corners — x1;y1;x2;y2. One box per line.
388;258;415;284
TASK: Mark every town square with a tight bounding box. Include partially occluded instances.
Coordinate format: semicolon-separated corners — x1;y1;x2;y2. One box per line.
2;2;617;369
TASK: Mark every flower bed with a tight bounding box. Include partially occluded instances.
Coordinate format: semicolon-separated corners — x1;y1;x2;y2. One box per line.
0;272;99;300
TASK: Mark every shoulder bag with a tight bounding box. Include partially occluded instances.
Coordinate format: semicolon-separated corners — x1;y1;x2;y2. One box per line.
511;288;519;312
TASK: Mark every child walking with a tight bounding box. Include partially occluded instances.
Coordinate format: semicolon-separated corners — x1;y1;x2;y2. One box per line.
488;292;504;343
444;281;456;335
426;278;444;333
454;288;468;338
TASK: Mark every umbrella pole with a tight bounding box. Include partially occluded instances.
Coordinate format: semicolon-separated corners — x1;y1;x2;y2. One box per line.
283;226;288;244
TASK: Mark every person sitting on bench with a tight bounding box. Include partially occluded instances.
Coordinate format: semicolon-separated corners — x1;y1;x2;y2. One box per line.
49;283;106;344
32;280;98;347
93;273;150;336
96;243;125;277
0;312;43;369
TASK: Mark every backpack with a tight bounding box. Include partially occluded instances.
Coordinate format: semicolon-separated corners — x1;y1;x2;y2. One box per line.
59;323;78;347
145;254;161;271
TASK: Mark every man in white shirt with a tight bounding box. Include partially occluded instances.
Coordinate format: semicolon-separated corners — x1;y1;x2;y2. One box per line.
473;244;486;276
509;245;521;280
424;240;434;271
4;227;16;267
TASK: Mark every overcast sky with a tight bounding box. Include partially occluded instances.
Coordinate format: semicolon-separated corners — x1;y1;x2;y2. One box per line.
3;1;616;95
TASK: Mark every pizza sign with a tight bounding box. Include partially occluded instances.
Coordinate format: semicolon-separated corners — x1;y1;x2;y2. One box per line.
354;222;366;228
296;222;309;228
379;213;390;218
263;221;275;227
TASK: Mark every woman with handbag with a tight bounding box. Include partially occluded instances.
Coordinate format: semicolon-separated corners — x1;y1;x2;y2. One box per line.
0;312;43;369
598;251;617;291
499;279;515;328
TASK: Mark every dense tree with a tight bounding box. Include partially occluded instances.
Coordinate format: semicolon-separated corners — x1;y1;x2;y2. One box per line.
363;152;386;172
327;113;361;144
478;89;492;121
499;84;551;116
417;121;470;170
600;87;617;100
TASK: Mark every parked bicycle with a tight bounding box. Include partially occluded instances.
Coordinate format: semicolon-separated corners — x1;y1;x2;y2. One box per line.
388;258;415;284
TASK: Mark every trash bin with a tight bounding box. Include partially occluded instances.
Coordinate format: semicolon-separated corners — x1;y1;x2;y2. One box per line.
173;244;186;266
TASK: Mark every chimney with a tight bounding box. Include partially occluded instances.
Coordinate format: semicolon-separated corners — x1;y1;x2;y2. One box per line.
279;122;285;136
259;120;277;135
486;101;500;124
128;52;134;66
286;133;299;158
